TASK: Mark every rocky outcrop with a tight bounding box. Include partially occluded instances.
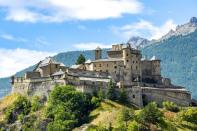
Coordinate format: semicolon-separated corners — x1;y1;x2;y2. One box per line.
160;17;197;40
127;36;150;48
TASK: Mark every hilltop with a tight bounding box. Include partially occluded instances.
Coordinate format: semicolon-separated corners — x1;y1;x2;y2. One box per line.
0;85;197;131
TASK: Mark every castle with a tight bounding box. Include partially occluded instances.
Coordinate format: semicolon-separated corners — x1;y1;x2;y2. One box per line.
11;44;191;107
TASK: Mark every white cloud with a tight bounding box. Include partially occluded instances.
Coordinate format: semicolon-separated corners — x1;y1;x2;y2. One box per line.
73;42;112;50
0;33;28;42
0;0;143;22
112;19;177;40
0;48;55;78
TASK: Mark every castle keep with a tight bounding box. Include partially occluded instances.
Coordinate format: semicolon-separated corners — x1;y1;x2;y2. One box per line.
11;44;191;107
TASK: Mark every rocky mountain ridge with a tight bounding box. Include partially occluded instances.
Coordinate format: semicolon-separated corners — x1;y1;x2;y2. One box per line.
160;17;197;40
128;17;197;48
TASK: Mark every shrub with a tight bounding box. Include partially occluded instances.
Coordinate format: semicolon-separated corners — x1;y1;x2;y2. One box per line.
47;120;76;131
91;96;100;108
118;108;134;127
46;85;94;130
31;96;42;112
178;107;197;124
5;95;31;123
98;88;105;101
138;102;163;125
162;101;179;112
127;121;138;131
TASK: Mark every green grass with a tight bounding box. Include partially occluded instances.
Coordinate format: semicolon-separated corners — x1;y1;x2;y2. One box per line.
86;100;197;131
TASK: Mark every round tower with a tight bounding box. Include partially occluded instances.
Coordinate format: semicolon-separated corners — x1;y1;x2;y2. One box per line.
95;46;102;60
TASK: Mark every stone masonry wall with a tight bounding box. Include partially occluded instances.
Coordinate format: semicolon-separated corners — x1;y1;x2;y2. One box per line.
142;87;191;107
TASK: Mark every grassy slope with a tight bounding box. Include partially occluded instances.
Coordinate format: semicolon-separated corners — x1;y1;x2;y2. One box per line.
1;95;197;131
84;100;197;131
0;93;21;121
90;100;127;128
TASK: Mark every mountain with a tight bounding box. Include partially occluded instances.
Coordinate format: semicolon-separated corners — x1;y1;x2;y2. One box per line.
127;36;150;48
0;78;11;98
142;29;197;99
160;17;197;40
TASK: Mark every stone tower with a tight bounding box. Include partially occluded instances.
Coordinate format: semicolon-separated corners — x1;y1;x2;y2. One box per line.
95;46;102;60
122;44;133;85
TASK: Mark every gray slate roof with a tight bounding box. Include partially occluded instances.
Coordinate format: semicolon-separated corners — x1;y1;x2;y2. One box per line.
51;70;65;76
39;57;60;67
92;58;123;62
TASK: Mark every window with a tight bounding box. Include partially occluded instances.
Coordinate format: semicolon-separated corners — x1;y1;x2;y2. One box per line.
55;65;58;68
99;64;101;67
133;95;135;98
100;70;102;72
107;64;108;67
133;61;135;64
127;60;129;62
106;70;108;72
126;53;128;56
136;66;138;70
114;66;117;69
114;61;116;64
94;64;96;67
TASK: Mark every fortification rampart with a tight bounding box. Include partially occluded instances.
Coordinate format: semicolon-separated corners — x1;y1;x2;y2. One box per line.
142;87;191;106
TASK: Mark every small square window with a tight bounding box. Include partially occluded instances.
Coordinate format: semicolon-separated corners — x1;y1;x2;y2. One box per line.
114;66;117;69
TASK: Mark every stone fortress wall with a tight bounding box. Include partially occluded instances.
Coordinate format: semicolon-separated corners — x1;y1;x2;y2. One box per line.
11;44;192;107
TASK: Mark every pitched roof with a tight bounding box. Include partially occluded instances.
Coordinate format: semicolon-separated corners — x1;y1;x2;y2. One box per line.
51;70;65;76
92;58;123;62
39;57;60;67
85;59;92;64
70;64;81;69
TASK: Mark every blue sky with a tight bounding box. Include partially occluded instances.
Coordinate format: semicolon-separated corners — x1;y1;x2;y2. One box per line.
0;0;196;77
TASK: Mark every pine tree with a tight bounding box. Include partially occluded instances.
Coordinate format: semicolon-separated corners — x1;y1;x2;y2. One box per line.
76;54;86;65
106;79;116;100
119;88;128;104
119;108;134;127
98;87;105;101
